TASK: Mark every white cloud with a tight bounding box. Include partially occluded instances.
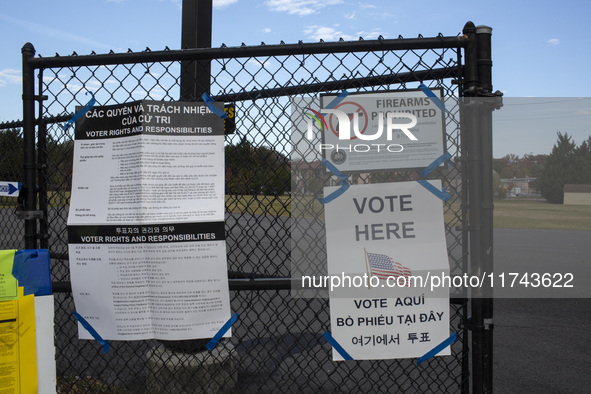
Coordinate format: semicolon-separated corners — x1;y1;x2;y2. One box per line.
214;0;238;8
265;0;343;16
344;12;355;20
304;25;385;41
263;27;272;33
0;69;21;87
304;25;357;41
356;30;386;40
547;38;560;45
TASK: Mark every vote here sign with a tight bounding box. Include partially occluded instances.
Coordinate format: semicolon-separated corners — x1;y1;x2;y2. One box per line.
323;181;450;360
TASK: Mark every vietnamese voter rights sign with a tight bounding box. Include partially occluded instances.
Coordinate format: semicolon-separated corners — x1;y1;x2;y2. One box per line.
323;181;450;360
67;100;231;341
318;90;445;172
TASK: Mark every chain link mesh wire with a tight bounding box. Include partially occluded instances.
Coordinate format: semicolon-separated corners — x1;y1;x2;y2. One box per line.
11;35;471;392
0;124;25;250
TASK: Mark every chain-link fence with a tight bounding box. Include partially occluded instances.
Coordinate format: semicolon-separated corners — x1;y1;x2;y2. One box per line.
2;21;499;393
0;123;24;250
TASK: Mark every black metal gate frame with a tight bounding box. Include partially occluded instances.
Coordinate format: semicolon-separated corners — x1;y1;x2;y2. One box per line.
14;20;496;393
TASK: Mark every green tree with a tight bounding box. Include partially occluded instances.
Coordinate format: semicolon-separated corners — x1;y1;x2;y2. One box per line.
521;154;547;178
45;137;74;192
225;138;290;195
493;158;512;179
225;138;256;195
573;136;591;184
539;132;577;203
0;129;24;182
493;173;508;199
493;153;548;180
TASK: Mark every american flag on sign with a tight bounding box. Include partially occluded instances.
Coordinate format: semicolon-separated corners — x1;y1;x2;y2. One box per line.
366;252;412;286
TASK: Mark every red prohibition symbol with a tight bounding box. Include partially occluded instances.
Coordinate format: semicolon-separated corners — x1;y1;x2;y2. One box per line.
328;101;369;140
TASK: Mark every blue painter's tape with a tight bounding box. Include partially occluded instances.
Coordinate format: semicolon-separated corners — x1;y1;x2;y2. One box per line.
323;331;353;360
317;159;350;204
417;180;450;202
324;91;349;109
417;332;458;365
318;180;350;204
418;83;446;114
73;310;110;353
62;91;96;131
321;158;348;181
419;151;452;178
201;93;227;118
12;249;52;296
206;312;239;351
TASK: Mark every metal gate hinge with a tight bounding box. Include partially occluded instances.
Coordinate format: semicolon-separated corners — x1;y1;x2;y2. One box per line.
463;318;494;331
14;209;44;220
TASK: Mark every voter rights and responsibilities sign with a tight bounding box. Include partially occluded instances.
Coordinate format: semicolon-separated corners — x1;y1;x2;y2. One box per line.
323;181;450;360
67;100;231;341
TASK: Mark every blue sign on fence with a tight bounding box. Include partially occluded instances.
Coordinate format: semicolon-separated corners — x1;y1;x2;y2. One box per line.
0;182;21;197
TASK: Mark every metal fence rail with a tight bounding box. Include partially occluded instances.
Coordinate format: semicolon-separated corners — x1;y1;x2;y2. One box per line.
3;21;498;392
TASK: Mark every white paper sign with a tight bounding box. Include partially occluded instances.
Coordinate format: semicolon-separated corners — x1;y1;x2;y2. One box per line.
324;181;450;360
320;90;445;172
67;100;231;341
0;182;20;197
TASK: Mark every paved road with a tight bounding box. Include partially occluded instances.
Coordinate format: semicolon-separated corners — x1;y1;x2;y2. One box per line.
494;298;591;393
493;228;591;393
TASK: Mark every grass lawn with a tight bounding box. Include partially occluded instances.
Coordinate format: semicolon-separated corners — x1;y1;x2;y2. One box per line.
226;195;591;231
6;192;590;231
225;194;292;217
493;199;591;231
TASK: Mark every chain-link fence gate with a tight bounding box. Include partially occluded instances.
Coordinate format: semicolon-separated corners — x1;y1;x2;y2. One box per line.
0;20;498;393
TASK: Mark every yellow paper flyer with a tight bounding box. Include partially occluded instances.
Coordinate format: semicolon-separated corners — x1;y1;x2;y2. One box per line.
0;287;38;393
0;250;18;301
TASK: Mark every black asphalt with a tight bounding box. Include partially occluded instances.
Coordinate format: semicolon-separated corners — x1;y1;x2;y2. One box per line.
493;228;591;393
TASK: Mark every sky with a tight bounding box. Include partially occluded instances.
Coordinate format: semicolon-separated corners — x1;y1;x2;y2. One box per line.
0;0;590;157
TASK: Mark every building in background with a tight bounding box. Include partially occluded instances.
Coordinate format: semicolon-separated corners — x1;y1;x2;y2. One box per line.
563;184;591;205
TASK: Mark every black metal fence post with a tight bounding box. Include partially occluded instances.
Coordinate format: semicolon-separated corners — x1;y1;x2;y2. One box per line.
180;0;212;101
460;22;477;394
37;69;49;250
21;42;38;250
464;21;498;394
476;25;497;394
462;21;486;394
162;0;214;353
